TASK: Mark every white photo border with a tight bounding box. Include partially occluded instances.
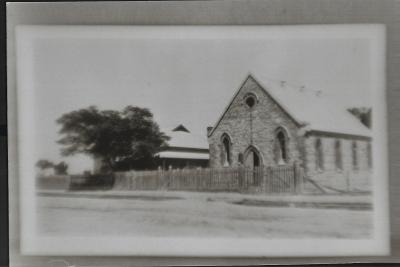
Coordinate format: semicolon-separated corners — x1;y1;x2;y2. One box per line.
15;25;389;257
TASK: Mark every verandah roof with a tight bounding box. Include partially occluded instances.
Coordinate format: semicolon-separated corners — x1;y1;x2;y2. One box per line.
155;151;209;160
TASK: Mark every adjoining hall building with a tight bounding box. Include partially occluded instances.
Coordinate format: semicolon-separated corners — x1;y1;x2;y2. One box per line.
154;124;209;170
207;74;372;191
93;124;209;173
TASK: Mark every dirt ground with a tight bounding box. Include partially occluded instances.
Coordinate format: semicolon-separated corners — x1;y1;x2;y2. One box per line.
36;190;373;238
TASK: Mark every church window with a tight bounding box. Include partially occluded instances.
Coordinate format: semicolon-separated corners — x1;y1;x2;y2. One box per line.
221;134;231;167
335;140;342;170
274;127;288;165
315;138;324;170
367;142;372;168
244;93;257;108
352;141;358;170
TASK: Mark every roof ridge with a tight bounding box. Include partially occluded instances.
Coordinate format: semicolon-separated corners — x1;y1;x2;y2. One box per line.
250;72;328;98
209;72;371;138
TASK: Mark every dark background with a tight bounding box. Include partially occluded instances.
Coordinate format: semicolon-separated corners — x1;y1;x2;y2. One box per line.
1;1;7;267
2;0;400;266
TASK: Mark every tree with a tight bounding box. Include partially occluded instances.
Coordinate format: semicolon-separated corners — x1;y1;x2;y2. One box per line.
348;107;372;128
56;106;169;172
36;159;54;170
54;161;68;175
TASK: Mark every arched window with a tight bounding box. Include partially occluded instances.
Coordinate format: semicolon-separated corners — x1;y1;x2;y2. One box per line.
335;140;342;170
274;127;288;165
221;134;231;167
352;141;358;170
315;138;324;170
367;142;372;168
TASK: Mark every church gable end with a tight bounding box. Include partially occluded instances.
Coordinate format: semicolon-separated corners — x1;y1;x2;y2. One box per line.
208;75;303;168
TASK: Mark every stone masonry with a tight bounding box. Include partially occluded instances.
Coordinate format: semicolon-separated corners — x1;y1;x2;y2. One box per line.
207;75;372;192
208;76;303;168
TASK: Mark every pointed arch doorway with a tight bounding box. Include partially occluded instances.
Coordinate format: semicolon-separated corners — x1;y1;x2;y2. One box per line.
243;146;263;186
244;146;262;169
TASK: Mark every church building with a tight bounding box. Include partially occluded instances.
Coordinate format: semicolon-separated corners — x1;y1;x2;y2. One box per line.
207;74;372;191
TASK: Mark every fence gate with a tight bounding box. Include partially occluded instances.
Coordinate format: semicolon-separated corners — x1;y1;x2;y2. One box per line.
263;165;299;193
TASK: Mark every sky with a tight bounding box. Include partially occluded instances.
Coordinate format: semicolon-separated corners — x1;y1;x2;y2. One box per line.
30;27;375;173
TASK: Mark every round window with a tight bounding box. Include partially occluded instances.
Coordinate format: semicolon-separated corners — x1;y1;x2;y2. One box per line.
245;95;256;108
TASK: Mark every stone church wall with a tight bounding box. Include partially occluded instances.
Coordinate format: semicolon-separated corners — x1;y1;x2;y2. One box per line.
208;76;303;168
208;75;372;193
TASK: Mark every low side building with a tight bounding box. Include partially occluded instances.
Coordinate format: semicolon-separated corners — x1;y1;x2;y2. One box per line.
155;124;209;170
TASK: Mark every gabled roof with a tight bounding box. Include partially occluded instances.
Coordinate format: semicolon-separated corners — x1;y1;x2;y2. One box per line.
163;125;209;150
208;73;371;138
172;124;190;133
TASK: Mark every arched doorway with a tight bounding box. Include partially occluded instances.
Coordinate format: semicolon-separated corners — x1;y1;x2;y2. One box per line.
243;146;263;186
244;146;263;168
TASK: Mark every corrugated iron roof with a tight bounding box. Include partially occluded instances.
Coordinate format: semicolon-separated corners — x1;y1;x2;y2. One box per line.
163;127;209;150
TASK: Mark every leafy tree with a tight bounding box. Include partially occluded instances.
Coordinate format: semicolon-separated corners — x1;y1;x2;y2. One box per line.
348;107;372;128
54;161;68;175
36;159;54;170
56;106;169;172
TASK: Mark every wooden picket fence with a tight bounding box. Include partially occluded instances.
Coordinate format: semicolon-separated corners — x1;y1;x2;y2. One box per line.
114;163;304;194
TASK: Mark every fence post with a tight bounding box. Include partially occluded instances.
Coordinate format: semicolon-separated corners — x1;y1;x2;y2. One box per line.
260;166;265;193
293;162;298;194
157;169;161;190
346;171;350;192
264;167;269;193
295;163;304;194
166;170;170;190
239;166;244;193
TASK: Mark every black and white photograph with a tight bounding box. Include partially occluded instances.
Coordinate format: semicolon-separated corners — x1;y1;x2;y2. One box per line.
14;25;389;256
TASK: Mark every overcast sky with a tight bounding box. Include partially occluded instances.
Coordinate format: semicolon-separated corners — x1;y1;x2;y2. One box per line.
30;27;375;173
